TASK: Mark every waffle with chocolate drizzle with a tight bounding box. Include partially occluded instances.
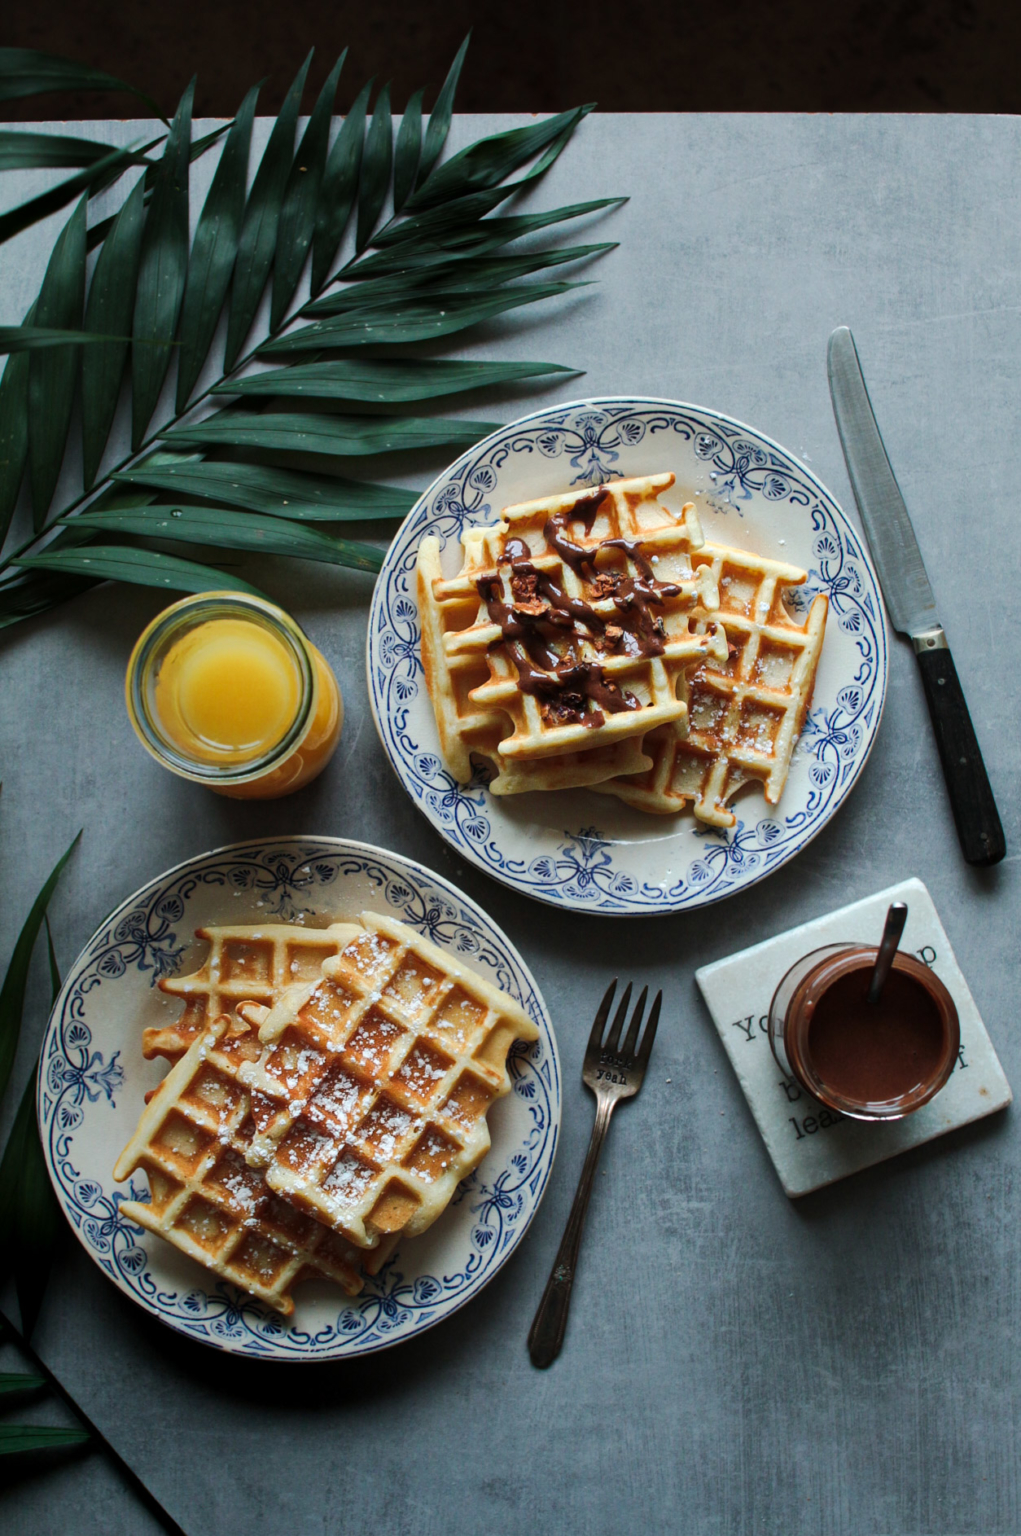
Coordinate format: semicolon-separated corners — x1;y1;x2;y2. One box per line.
417;472;725;794
594;541;828;825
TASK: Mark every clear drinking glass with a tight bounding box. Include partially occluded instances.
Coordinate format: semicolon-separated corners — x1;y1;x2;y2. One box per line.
125;592;343;799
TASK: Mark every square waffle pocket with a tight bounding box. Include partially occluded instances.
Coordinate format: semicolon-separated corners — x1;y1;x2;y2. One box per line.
594;539;828;825
416;472;726;794
238;910;539;1251
146;921;360;1062
114;1010;395;1316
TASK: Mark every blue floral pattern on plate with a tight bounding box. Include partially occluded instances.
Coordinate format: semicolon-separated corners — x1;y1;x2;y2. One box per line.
38;838;560;1360
367;396;888;915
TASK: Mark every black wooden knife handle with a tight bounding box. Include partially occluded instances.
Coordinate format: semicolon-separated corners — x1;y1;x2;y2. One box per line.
914;638;1005;866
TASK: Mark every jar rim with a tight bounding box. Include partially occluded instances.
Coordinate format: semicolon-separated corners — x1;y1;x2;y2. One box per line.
776;943;960;1122
125;592;317;785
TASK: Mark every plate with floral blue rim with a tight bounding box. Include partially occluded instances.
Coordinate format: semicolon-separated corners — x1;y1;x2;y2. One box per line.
37;836;560;1361
367;395;888;916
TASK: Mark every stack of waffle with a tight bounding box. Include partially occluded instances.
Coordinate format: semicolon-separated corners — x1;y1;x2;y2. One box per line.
114;913;538;1316
417;472;828;826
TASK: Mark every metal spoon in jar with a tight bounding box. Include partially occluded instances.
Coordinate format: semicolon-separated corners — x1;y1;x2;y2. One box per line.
867;901;908;1005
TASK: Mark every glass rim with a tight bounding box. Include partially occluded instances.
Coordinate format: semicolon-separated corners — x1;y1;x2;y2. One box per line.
781;944;960;1121
125;591;318;785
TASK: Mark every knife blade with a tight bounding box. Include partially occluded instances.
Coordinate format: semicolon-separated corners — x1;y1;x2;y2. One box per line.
827;325;1005;866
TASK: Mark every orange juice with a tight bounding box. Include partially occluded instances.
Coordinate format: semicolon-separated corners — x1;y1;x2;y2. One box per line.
154;618;303;763
126;594;342;798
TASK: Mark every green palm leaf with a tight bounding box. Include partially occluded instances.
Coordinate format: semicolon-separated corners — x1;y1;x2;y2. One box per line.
161;411;498;456
0;46;159;115
15;543;266;597
356;84;393;253
0;139;149;247
0;1373;46;1400
0;334;30;545
0;43;621;635
0;1425;90;1455
260;282;583;354
70;504;383;572
0;132;123;171
417;34;469;186
112;459;416;519
305;243;614;316
225;52;312;370
271;52;346;330
369;183;516;251
28;195;87;527
131;81;194;449
310;76;372;296
349;196;626;279
393;88;423;214
214;356;579;404
406;105;591;212
83;125;227;252
0;324;127;354
81;178;146;488
175;86;258;411
0;569;98;629
0;833;79;1105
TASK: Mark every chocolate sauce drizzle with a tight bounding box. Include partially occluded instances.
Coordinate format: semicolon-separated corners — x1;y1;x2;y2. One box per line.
475;490;688;729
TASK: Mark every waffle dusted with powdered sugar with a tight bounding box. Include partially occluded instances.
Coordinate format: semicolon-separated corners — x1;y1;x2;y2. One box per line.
237;911;539;1250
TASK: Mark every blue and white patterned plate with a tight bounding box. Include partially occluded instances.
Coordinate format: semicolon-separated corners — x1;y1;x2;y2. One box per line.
367;396;888;915
38;837;559;1360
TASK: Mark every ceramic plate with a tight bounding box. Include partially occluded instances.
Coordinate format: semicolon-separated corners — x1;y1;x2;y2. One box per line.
38;837;559;1361
368;396;888;915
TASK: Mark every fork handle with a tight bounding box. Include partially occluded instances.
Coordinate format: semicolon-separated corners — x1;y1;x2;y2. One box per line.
528;1097;615;1368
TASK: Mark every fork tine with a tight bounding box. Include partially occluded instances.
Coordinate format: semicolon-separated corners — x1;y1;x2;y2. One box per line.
621;985;648;1058
603;981;633;1052
587;979;617;1054
638;990;662;1064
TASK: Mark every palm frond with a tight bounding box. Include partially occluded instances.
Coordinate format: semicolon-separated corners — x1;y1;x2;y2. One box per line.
212;357;580;404
0;39;624;615
161;409;498;456
225;52;312;369
356;83;393;252
0;132;127;171
28;196;87;525
271;53;345;329
131;80;194;449
311;76;372;295
0;47;160;115
112;459;416;519
175;85;258;411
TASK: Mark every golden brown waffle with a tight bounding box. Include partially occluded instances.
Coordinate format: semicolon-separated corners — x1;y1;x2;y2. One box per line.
147;922;360;1062
115;1009;396;1315
238;910;539;1251
594;540;828;825
417;473;725;793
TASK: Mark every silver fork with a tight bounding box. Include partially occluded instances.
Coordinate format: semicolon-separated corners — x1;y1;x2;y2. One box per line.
527;979;661;1368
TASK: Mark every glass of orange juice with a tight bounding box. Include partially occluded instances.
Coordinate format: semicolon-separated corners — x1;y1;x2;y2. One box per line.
126;592;343;798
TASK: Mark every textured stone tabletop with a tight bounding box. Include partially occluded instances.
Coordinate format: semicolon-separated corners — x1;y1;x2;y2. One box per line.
1;113;1019;1536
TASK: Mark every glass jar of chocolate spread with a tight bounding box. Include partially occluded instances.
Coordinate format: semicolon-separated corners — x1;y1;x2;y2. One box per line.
768;943;960;1121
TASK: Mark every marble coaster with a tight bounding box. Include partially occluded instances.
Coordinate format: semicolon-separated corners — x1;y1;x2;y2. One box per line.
695;878;1012;1197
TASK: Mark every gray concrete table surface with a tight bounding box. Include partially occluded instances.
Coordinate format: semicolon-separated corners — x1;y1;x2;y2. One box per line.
0;113;1018;1536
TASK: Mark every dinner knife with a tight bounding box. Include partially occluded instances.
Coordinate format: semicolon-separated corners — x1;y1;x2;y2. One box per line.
827;325;1005;867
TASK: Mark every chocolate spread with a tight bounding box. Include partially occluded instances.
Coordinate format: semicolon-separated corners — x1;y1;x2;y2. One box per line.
474;491;689;727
